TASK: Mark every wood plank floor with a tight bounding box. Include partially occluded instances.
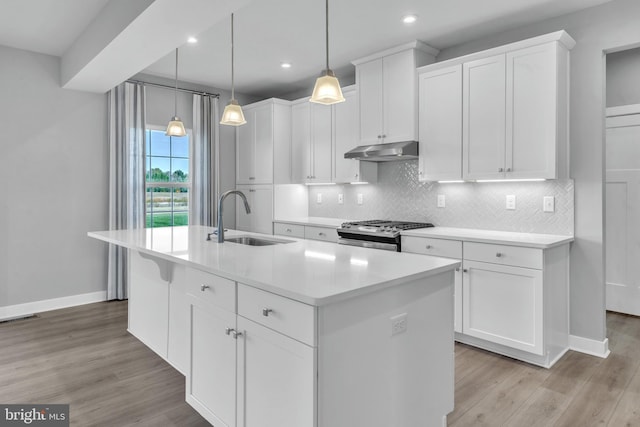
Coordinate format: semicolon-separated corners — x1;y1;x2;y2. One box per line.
1;301;639;426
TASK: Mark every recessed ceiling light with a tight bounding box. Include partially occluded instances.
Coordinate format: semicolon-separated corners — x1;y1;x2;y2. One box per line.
281;62;292;69
187;37;198;44
402;14;417;24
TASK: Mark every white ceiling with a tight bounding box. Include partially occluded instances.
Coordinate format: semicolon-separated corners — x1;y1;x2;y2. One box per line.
0;0;612;98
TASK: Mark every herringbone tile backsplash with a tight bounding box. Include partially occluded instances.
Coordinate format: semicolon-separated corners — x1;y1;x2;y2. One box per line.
308;160;574;235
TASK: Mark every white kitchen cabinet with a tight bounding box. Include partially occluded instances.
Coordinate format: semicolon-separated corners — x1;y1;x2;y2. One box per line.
236;99;291;185
333;88;378;183
353;42;438;145
290;99;332;183
235;185;273;235
273;221;338;243
418;64;463;181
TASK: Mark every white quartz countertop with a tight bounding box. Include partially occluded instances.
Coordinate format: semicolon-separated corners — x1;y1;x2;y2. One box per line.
88;226;459;306
273;217;348;228
401;227;574;249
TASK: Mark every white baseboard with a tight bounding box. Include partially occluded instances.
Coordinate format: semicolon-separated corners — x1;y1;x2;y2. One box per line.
0;291;107;321
569;334;610;358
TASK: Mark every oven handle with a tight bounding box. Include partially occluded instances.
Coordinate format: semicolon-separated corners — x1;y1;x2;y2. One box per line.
337;237;399;252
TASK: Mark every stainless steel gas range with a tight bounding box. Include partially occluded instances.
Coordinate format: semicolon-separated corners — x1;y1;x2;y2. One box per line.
337;220;434;252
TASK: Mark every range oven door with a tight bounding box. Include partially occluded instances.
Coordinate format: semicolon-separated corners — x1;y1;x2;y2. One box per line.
337;237;399;252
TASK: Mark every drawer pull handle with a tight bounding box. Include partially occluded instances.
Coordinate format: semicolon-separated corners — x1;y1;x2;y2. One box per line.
286;228;292;232
262;308;274;317
425;245;432;249
225;327;233;335
319;232;326;236
201;284;210;292
496;252;503;258
463;269;468;273
455;267;460;272
249;177;255;180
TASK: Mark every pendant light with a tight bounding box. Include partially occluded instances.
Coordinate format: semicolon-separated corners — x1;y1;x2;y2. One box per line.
220;13;246;126
166;48;187;136
310;0;344;105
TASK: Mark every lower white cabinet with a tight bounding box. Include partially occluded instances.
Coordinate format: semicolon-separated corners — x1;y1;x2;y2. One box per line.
402;234;570;367
273;221;338;243
462;260;543;355
236;185;273;235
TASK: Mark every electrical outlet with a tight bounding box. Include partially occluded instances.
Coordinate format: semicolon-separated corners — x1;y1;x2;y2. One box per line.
357;193;363;205
506;195;516;210
316;193;322;204
338;193;344;204
543;196;555;212
391;313;408;336
437;194;446;208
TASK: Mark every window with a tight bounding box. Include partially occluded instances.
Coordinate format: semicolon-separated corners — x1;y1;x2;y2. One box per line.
145;128;190;228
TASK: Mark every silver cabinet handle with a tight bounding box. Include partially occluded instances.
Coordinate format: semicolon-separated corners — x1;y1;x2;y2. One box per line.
455;267;460;272
249;177;255;180
262;308;273;317
225;327;233;335
319;232;326;237
249;189;256;193
463;269;468;273
201;284;210;292
286;228;292;232
498;168;504;172
355;174;359;179
382;134;386;138
496;252;503;258
506;168;512;172
425;245;432;249
225;328;242;339
377;135;382;139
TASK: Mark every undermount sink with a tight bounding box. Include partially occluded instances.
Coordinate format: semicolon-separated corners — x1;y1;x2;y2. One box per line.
224;236;294;246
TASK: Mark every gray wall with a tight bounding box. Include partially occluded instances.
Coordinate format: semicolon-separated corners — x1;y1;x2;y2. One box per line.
606;47;640;107
0;45;108;307
308;162;574;235
432;0;640;342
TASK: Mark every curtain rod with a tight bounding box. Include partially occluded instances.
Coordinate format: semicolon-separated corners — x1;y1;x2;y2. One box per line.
126;79;220;98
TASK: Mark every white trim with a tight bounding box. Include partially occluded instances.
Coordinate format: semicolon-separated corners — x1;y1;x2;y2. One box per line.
606;104;640;118
569;335;610;358
352;40;439;65
0;291;108;321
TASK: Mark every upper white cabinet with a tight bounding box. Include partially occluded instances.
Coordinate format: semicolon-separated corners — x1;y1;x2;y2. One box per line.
417;31;574;181
236;99;291;185
290;100;332;183
353;41;438;145
418;65;463;181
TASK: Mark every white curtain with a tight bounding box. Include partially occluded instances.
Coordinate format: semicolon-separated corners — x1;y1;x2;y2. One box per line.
107;82;146;300
191;94;220;226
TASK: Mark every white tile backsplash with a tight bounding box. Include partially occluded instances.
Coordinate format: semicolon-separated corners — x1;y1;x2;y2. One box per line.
308;160;574;235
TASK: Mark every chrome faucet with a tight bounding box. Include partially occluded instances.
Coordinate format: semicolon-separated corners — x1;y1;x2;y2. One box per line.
215;190;251;243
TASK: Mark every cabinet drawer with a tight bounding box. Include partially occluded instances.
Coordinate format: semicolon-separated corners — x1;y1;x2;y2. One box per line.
238;284;316;346
186;268;236;312
464;242;542;269
273;222;305;238
401;236;462;259
304;226;337;243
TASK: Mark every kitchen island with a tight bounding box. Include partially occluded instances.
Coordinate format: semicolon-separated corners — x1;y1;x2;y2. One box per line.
89;225;459;427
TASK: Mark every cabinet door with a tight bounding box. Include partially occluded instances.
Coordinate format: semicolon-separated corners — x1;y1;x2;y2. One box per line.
253;104;274;183
186;296;237;427
463;54;506;180
419;65;463;181
236;107;256;184
311;103;333;182
334;90;360;183
506;43;558;179
462;260;543;355
357;58;384;144
291;102;311;183
128;250;169;358
383;49;417;143
454;267;463;334
236;317;315;427
235;185;273;234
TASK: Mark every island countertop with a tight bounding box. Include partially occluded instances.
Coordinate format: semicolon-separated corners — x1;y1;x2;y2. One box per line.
88;225;459;306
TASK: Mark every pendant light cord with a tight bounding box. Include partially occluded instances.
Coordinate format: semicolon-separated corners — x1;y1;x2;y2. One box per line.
231;13;235;100
174;48;179;116
325;0;329;70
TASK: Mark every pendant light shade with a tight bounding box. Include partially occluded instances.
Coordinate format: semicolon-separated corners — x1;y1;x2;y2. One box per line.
166;48;187;136
310;0;344;105
221;14;247;126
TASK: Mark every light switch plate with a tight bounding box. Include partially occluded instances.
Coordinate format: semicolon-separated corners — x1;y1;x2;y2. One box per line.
316;193;322;204
543;196;555;212
357;193;363;205
338;193;344;204
437;194;446;208
506;195;516;210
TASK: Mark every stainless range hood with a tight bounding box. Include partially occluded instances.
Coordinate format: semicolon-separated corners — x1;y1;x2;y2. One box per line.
344;141;418;162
